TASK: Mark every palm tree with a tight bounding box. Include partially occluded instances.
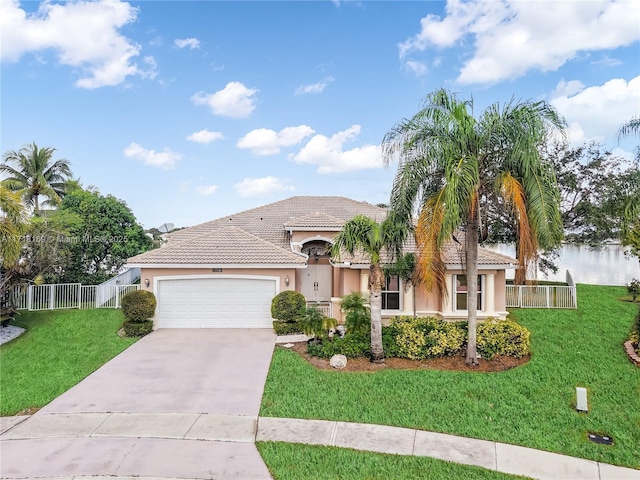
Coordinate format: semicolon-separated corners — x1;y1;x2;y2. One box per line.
331;214;406;363
382;89;566;365
1;142;72;214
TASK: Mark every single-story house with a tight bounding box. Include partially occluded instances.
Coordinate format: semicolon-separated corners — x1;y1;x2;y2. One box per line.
127;196;517;329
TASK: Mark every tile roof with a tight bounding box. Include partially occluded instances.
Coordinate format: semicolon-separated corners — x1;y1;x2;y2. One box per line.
284;212;345;230
128;196;516;268
128;226;306;265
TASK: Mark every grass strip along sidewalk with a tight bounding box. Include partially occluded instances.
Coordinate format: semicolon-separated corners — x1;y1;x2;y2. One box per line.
260;284;640;469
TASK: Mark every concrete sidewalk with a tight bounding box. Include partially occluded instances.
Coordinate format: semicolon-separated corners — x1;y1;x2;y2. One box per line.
1;413;638;480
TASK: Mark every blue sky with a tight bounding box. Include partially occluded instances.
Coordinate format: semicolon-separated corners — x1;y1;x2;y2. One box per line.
2;0;639;229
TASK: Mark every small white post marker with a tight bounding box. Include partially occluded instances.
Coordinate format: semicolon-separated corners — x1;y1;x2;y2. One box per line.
576;387;588;413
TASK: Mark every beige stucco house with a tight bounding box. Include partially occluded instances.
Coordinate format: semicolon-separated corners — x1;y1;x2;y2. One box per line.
127;196;517;329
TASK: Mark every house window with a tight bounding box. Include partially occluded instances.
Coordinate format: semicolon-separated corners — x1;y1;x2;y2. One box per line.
453;275;483;311
382;274;401;310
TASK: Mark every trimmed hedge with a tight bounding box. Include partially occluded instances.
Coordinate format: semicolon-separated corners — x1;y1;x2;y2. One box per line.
273;321;303;335
271;291;306;322
306;316;531;361
476;318;531;359
122;320;153;337
121;290;156;322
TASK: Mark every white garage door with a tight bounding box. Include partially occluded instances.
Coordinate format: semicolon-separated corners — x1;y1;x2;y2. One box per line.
155;276;277;328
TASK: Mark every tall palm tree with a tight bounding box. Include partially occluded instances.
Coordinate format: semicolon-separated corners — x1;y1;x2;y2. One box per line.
331;214;406;363
1;142;72;214
382;89;566;365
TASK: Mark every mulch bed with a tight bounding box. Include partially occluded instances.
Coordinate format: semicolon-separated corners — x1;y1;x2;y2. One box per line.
285;342;529;373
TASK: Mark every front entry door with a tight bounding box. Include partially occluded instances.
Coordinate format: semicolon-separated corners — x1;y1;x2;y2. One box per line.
301;264;332;301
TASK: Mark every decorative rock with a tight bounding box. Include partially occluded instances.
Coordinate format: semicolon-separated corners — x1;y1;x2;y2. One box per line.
329;354;348;370
282;343;295;348
0;325;25;345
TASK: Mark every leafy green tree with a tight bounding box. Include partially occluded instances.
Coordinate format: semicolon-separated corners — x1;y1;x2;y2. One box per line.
489;141;633;250
0;184;27;269
1;142;72;214
59;190;152;284
331;214;406;363
382;89;565;365
15;210;82;284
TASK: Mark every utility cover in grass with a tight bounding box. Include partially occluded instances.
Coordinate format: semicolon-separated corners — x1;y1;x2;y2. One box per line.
588;433;613;445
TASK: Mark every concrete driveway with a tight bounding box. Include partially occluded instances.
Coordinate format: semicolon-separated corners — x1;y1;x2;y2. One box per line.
41;328;276;416
1;328;276;479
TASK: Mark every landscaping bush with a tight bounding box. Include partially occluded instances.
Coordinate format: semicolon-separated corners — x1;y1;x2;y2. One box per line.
271;290;306;322
627;278;640;301
307;332;371;358
121;290;156;322
390;316;465;360
273;320;302;335
122;320;153;337
476;317;531;359
299;306;337;338
340;291;370;335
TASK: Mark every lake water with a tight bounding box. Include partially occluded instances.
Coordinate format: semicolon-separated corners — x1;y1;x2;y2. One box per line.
485;244;640;286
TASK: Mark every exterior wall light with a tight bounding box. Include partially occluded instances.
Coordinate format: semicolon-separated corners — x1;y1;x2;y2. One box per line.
285;275;290;287
144;279;150;288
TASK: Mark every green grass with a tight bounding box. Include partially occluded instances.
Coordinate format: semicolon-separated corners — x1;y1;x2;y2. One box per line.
260;284;640;468
0;309;137;416
257;442;530;480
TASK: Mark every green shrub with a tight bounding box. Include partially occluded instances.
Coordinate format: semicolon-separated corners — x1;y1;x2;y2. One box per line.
629;307;640;348
122;320;153;337
307;333;371;358
340;292;370;335
476;318;531;359
299;307;337;338
382;326;401;358
121;290;156;322
390;316;465;360
273;321;303;335
271;290;306;322
627;279;640;301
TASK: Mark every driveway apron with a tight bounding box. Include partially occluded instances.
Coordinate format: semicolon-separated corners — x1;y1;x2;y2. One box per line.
1;329;276;479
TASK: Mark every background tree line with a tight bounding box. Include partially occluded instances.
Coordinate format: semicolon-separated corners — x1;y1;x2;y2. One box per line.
0;142;152;288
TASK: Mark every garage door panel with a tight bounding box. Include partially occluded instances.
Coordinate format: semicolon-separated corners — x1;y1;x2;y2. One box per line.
155;277;276;328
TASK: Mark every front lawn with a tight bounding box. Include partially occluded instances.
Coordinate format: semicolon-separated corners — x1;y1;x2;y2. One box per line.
257;442;530;480
260;284;640;468
0;309;137;416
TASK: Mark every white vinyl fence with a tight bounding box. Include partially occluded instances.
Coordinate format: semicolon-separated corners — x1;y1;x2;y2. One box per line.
505;270;577;309
9;283;139;311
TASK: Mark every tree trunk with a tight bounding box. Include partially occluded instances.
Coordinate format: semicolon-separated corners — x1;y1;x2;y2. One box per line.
369;264;385;363
514;241;526;285
465;215;480;366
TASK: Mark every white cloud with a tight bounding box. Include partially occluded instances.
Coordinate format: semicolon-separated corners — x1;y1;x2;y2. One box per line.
290;125;383;174
399;0;640;85
552;80;586;98
404;60;428;76
195;184;218;196
0;0;155;88
191;81;258;118
294;77;334;95
551;75;640;142
234;176;295;197
237;125;315;155
174;38;200;49
186;129;224;144
123;142;181;170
